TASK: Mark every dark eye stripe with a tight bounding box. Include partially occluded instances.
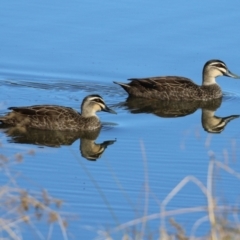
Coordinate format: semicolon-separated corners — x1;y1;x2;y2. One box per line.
93;98;105;105
213;63;226;68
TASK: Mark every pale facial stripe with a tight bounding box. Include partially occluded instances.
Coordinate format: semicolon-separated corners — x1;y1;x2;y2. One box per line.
209;61;227;74
90;97;106;109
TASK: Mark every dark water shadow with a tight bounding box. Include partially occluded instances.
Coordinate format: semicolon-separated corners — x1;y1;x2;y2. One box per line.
116;97;240;133
0;127;116;161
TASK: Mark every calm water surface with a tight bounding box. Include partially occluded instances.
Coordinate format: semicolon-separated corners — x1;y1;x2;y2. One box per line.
1;1;240;239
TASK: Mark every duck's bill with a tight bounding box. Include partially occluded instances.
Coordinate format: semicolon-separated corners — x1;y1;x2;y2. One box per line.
225;70;240;79
103;106;117;114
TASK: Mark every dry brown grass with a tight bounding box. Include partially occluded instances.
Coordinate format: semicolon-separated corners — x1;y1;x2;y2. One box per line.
97;138;240;240
0;146;70;240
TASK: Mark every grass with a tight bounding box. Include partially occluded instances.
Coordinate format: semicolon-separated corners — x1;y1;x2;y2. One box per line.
96;138;240;240
0;145;70;240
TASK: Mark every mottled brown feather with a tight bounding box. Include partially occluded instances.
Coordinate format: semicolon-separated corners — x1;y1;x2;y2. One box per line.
114;58;240;100
114;76;222;101
0;105;100;131
0;94;116;131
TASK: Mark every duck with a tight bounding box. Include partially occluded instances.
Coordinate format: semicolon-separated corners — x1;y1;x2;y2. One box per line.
114;59;240;101
0;94;116;131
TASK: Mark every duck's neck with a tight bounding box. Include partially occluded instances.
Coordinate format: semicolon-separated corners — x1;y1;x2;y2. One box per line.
81;108;98;118
202;74;217;86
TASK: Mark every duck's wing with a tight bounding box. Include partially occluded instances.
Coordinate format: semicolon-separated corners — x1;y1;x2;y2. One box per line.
9;105;79;116
115;76;193;89
114;76;198;99
127;76;197;94
128;76;194;87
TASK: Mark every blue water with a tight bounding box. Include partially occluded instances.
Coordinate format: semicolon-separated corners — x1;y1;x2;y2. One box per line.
1;0;240;239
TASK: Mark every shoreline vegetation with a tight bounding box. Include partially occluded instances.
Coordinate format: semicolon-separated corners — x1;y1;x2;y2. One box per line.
0;136;239;239
0;146;70;240
97;140;240;240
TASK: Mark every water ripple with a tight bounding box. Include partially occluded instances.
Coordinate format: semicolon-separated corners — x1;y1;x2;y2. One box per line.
0;79;126;103
223;91;240;103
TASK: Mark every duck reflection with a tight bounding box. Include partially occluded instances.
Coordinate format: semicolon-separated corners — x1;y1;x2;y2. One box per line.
119;97;239;133
201;109;239;133
1;127;116;161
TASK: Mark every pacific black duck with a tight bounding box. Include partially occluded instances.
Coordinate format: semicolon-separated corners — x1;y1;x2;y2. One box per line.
0;94;116;131
114;60;240;101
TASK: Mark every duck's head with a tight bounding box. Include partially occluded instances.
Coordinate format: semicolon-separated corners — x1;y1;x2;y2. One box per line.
202;59;240;85
81;94;117;117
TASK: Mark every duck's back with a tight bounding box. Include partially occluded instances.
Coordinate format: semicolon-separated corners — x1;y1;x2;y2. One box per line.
116;77;222;100
0;105;100;131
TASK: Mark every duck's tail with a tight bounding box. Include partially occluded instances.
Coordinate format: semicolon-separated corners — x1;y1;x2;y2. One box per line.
113;81;130;93
113;81;129;87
